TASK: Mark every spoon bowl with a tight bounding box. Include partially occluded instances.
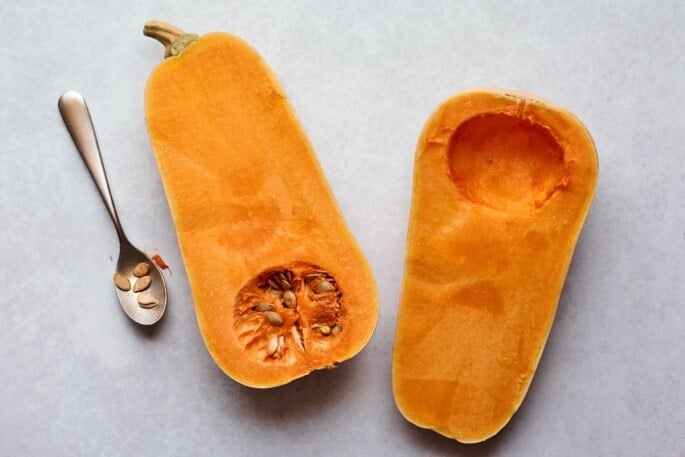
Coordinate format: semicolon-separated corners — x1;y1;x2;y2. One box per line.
59;90;167;326
116;240;167;325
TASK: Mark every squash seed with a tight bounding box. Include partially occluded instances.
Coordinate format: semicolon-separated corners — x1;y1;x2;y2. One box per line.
137;293;159;308
133;275;152;292
271;272;292;290
278;335;285;349
283;290;297;309
319;325;331;335
113;273;130;291
267;336;279;357
268;289;284;298
133;262;150;277
313;279;335;293
304;274;319;283
265;311;284;326
255;303;274;312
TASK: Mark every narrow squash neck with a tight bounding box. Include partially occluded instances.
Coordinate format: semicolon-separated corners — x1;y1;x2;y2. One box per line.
143;21;199;58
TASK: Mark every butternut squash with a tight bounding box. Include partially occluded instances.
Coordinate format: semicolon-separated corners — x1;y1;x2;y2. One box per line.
392;89;598;442
143;21;378;388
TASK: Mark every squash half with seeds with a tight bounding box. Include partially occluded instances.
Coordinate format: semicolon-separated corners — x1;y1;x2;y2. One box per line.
143;21;379;388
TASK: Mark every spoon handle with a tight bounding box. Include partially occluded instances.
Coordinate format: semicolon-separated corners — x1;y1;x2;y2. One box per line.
58;91;126;240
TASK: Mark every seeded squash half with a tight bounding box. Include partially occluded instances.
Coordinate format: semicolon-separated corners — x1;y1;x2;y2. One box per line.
143;21;378;388
392;89;598;442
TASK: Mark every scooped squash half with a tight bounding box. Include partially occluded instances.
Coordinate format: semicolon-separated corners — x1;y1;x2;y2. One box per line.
143;21;378;388
392;89;598;442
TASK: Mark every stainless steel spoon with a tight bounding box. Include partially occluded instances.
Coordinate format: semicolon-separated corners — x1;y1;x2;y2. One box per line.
59;91;167;325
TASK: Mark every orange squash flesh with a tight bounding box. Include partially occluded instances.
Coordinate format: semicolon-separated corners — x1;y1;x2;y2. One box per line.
392;89;598;442
144;25;378;388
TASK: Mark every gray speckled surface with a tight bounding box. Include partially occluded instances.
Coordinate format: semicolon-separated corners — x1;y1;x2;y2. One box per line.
1;1;684;455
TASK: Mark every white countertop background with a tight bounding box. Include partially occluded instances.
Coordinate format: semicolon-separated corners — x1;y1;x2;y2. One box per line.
1;1;684;455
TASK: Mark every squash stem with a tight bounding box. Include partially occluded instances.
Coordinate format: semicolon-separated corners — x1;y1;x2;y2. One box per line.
143;21;199;58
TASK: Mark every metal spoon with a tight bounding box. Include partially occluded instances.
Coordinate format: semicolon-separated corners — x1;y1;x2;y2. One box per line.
58;91;167;325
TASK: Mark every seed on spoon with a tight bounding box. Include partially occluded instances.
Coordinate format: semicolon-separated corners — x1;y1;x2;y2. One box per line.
133;275;152;292
133;262;150;277
113;273;130;291
137;293;159;308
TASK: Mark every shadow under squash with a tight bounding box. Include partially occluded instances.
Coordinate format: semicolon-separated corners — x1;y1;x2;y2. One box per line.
228;355;362;424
